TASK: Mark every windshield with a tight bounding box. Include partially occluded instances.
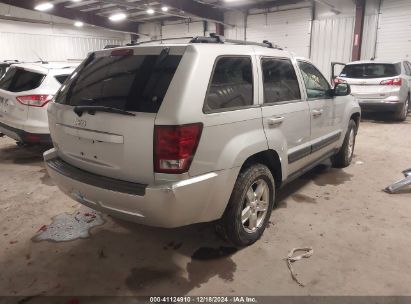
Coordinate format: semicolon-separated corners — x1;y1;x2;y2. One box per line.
55;51;182;113
340;63;401;79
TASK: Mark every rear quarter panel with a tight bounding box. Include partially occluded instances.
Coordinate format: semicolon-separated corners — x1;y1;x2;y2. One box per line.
155;45;270;176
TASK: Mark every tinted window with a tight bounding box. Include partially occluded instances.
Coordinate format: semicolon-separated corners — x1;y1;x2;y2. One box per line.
298;61;330;99
55;75;70;85
204;56;253;112
0;67;45;92
55;52;182;114
340;63;401;79
261;58;301;103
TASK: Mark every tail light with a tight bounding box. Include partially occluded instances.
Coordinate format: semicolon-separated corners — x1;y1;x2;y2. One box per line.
111;49;133;56
16;95;53;107
154;123;203;174
334;77;347;84
380;78;402;86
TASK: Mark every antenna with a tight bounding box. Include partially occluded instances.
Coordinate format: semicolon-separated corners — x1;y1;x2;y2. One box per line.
31;49;48;64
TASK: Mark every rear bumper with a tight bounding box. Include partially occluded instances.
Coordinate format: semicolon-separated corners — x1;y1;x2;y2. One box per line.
44;149;237;228
356;100;404;113
0;121;51;143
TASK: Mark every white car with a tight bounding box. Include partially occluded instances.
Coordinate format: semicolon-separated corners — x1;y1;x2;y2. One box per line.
334;60;411;121
44;36;360;246
0;62;77;144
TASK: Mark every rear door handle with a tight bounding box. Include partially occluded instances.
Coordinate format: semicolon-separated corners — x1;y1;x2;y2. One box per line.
267;116;285;126
312;109;323;117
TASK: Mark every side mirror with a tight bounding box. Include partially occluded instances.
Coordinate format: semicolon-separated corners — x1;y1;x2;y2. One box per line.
334;83;351;96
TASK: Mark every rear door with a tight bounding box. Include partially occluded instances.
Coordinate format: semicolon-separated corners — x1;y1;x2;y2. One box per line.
331;62;346;85
49;46;186;184
259;56;311;174
0;66;46;130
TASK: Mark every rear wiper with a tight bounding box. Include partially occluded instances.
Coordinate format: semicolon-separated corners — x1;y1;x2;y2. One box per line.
73;106;136;117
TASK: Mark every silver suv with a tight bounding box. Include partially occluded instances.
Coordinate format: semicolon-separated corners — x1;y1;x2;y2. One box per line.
44;36;361;246
335;60;410;121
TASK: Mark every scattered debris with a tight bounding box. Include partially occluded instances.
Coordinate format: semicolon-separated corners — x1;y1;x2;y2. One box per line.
384;168;411;194
32;207;104;242
284;247;314;287
355;160;364;165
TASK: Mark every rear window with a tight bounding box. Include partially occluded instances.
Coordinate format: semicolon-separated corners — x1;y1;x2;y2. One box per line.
55;75;70;85
0;67;45;92
340;63;401;79
55;51;182;113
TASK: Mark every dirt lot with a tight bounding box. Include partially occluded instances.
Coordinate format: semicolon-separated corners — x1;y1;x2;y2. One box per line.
0;115;410;297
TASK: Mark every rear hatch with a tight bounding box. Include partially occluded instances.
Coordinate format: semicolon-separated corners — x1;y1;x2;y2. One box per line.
338;63;401;99
49;45;186;184
0;66;47;130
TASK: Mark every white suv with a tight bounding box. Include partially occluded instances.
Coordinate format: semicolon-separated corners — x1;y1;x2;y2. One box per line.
335;60;410;121
0;62;77;145
44;36;361;246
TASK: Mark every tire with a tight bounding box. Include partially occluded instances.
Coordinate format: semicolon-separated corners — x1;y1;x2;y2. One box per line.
331;119;357;168
394;96;409;121
216;164;275;247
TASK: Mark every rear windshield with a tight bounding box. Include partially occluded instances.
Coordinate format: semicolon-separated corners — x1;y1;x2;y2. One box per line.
55;75;70;85
340;63;401;79
54;51;182;113
0;67;45;92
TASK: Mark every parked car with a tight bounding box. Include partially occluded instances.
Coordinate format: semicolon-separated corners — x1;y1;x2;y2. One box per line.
0;60;20;79
44;37;360;246
0;62;77;145
334;60;411;121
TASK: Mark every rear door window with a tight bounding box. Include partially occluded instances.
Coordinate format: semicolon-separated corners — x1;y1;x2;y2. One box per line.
204;56;254;113
340;63;401;79
0;67;45;92
55;51;182;114
261;58;301;104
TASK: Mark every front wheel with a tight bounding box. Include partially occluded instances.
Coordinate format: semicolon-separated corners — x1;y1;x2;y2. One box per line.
216;164;275;247
332;119;357;168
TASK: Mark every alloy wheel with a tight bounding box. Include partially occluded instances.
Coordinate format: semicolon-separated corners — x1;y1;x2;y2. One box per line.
241;179;270;233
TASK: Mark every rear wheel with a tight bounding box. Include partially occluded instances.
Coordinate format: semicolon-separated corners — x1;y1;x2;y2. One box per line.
394;96;409;121
332;119;357;168
216;164;275;247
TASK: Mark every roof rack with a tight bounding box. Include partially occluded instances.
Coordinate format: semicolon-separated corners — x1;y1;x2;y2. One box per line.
190;33;282;50
136;36;195;45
